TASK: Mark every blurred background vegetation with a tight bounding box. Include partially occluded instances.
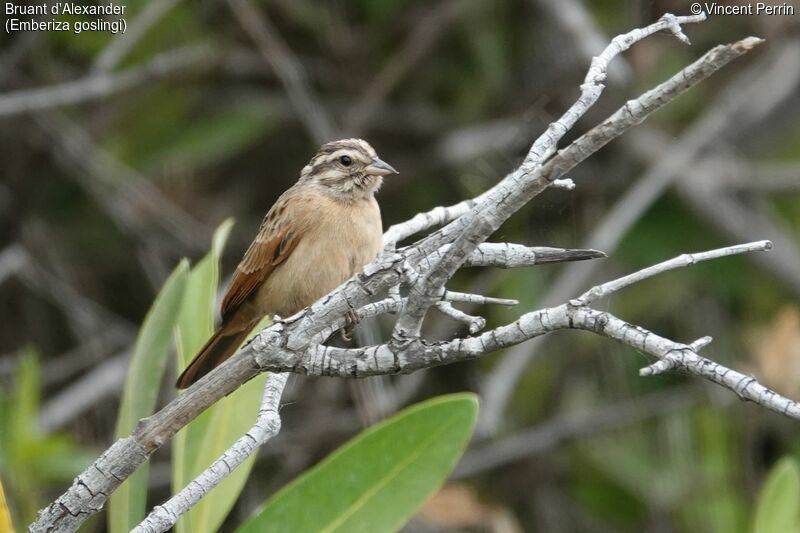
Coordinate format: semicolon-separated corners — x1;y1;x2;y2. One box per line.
1;0;800;531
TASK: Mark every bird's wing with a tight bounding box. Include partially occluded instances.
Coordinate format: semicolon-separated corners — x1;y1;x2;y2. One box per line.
220;192;307;320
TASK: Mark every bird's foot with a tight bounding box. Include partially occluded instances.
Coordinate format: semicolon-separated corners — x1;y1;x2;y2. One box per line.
339;309;360;342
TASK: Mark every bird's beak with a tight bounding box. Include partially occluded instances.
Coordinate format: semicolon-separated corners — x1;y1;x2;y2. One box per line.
365;158;399;177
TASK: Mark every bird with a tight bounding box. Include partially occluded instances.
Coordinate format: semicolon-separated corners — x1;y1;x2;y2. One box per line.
176;138;397;389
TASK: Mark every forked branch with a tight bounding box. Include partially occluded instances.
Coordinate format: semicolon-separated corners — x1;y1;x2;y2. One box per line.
32;14;776;533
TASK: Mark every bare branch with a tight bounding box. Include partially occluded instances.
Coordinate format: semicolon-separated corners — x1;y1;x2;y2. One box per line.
9;246;134;339
388;34;759;259
733;161;800;192
462;244;605;269
227;0;338;143
383;196;481;247
245;245;800;430
345;0;468;134
681;189;800;298
574;240;772;305
638;335;713;376
0;244;26;286
92;0;185;73
38;351;130;434
0;46;214;117
392;14;710;340
31;15;771;532
534;0;632;84
132;373;288;533
443;291;519;307
454;387;697;479
435;301;487;334
33;112;211;251
478;35;773;435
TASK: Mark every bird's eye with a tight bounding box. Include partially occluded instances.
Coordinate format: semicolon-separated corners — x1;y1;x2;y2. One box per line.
339;155;353;166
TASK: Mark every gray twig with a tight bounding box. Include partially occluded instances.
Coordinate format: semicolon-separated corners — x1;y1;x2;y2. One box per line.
345;0;468;134
31;16;772;533
92;0;185;73
477;36;786;435
0;45;214;117
132;373;288;533
33;112;210;250
227;0;338;144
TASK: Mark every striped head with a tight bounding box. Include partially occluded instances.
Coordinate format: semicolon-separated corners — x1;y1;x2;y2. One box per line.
300;139;398;199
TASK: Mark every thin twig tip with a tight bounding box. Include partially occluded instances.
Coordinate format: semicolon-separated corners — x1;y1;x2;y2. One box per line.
738;36;766;50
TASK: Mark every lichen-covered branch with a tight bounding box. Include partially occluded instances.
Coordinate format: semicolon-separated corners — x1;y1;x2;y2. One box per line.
246;243;800;428
390;13;709;340
31;14;769;533
573;240;772;305
131;373;288;533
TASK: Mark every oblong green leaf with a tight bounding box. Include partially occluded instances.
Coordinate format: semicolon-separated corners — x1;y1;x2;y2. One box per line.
173;219;267;533
184;370;267;533
141;101;277;173
754;457;800;533
173;219;234;502
108;260;189;533
237;393;479;533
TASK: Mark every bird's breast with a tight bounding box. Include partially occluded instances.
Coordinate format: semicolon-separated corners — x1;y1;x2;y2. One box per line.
257;196;383;316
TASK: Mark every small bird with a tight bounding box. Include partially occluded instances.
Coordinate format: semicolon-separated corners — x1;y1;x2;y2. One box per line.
176;139;397;389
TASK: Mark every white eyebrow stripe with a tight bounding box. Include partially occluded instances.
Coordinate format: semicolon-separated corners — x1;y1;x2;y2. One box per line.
325;148;372;164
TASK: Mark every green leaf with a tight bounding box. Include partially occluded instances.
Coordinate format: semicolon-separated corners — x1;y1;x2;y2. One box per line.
108;260;189;533
753;457;800;533
173;219;234;497
11;349;40;443
0;350;92;524
173;219;267;533
183;369;267;533
175;219;234;372
237;393;479;533
693;407;747;532
140;101;277;173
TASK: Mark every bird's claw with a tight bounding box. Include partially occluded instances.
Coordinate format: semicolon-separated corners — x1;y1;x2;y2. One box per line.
339;309;360;342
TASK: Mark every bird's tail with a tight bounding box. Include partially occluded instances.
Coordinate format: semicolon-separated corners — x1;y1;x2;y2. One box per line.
175;324;255;389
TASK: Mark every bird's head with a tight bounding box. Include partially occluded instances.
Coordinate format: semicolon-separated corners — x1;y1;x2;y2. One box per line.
300;138;398;199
